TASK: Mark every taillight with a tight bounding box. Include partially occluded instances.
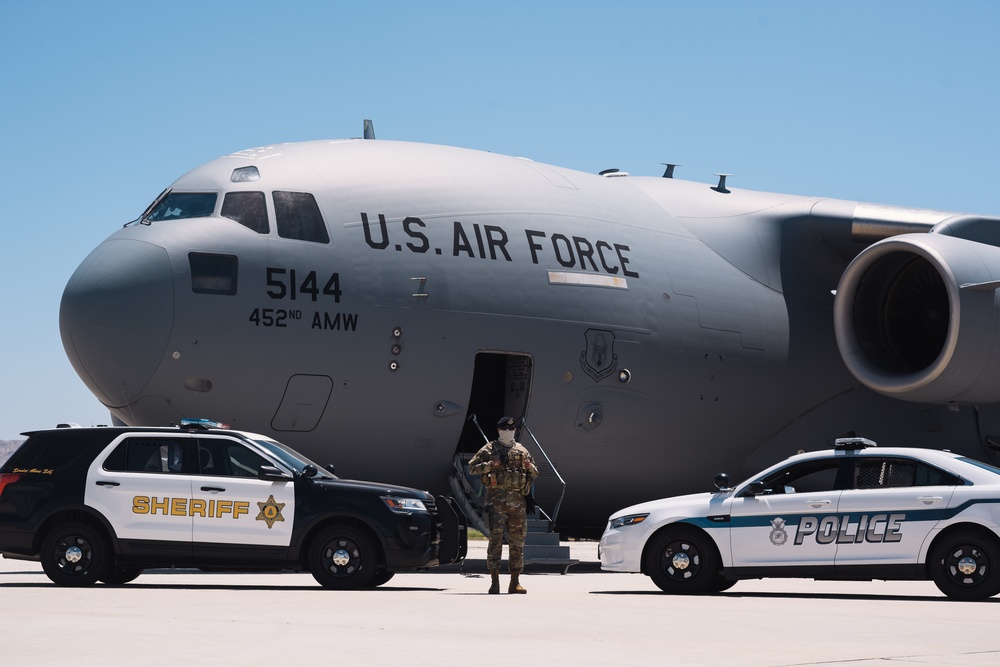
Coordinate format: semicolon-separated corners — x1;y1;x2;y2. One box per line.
0;473;22;498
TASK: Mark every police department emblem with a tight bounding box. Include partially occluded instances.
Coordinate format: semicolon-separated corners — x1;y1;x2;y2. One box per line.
256;494;286;529
769;517;788;546
580;328;618;382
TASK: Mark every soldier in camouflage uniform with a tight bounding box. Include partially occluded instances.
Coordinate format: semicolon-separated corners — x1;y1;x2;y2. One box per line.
468;416;539;594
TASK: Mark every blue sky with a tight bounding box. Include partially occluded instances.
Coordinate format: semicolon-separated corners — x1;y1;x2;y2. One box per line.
1;1;997;440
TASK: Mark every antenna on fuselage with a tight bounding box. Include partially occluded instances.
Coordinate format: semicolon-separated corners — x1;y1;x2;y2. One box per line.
363;119;376;140
712;173;733;194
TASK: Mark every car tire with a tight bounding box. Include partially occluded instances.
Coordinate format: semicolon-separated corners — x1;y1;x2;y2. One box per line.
309;525;378;589
710;579;738;593
367;568;395;587
100;568;143;585
929;529;1000;601
40;522;110;587
644;525;722;594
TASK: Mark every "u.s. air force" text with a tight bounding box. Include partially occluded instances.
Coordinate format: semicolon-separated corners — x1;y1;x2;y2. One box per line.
361;212;640;278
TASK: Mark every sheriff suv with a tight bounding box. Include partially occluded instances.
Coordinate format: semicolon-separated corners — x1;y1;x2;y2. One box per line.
0;422;466;587
600;438;1000;600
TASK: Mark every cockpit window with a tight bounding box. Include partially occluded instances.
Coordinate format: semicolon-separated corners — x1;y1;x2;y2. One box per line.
221;192;269;234
146;193;218;222
273;191;329;244
231;166;260;183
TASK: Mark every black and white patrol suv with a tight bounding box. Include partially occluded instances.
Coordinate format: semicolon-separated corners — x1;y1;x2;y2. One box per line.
0;422;466;587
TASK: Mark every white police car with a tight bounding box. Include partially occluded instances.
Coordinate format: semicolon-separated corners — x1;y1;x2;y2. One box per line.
599;438;1000;600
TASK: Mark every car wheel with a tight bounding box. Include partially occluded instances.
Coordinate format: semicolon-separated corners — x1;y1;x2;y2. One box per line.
40;522;110;587
367;568;395;587
100;568;143;585
929;529;1000;600
710;579;738;593
644;526;722;594
309;525;378;589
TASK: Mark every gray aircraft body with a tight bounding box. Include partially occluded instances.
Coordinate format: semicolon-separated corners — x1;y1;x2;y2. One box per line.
60;131;1000;534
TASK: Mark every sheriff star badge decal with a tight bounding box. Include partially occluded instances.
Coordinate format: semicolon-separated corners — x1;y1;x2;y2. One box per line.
256;494;286;529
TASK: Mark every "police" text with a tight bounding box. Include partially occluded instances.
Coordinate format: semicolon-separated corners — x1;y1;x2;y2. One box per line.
793;513;905;545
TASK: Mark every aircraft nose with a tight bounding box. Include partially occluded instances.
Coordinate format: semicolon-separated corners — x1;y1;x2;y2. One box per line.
60;238;174;408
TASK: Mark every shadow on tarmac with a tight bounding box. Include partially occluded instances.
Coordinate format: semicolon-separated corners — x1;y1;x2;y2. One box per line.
0;581;447;591
590;589;997;603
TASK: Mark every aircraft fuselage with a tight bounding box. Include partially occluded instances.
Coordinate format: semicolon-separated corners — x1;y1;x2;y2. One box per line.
60;139;1000;534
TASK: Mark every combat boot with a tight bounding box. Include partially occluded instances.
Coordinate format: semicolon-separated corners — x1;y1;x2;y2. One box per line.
508;572;527;594
488;570;500;595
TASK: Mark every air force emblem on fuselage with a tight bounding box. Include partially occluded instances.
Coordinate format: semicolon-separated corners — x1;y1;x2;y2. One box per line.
581;329;618;382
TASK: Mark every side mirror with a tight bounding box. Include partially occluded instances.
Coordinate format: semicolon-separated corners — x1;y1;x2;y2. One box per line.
302;464;318;478
714;473;732;491
258;465;292;481
745;481;766;497
325;463;337;476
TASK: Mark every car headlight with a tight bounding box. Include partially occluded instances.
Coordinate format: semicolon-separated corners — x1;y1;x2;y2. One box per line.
609;513;649;529
381;496;428;514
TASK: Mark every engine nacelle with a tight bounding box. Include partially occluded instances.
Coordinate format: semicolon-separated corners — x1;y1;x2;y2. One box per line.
834;232;1000;404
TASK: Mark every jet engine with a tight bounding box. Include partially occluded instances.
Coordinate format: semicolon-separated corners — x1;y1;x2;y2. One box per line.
834;231;1000;404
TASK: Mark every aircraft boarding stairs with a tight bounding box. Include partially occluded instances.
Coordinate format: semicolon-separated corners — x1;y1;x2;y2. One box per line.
450;450;579;574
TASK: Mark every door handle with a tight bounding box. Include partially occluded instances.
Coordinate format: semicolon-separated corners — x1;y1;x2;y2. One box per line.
200;486;226;493
95;481;120;487
917;496;944;505
807;499;832;507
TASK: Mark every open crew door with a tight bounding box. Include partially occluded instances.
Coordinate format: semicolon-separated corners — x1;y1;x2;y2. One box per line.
450;352;532;534
457;352;532;454
449;352;578;571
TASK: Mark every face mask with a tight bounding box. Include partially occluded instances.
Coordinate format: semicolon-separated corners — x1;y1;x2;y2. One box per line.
497;430;515;446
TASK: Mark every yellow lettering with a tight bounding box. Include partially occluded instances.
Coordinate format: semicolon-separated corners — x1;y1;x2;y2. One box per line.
133;496;150;514
234;502;250;519
171;497;187;516
150;497;170;515
190;499;207;517
217;500;233;518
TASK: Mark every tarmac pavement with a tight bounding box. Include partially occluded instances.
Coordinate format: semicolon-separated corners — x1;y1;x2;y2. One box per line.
3;540;1000;666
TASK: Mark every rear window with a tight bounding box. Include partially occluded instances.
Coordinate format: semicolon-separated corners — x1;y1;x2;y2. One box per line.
2;432;108;474
854;457;964;488
958;457;1000;478
104;438;193;473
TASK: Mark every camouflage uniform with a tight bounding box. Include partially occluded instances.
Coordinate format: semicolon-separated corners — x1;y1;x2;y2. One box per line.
468;440;539;573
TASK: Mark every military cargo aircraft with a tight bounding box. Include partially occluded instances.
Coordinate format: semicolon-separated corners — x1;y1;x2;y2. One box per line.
60;123;1000;535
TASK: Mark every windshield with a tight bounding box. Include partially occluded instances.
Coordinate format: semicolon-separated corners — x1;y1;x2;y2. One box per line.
253;437;336;479
144;192;218;222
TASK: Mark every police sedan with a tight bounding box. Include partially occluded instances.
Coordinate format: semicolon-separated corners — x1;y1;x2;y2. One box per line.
599;438;1000;600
